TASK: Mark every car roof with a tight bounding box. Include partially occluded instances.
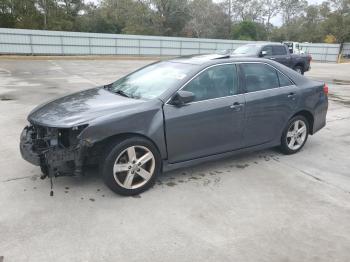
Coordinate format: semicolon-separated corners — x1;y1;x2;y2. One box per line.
168;54;232;65
167;53;274;66
167;53;311;85
243;42;284;47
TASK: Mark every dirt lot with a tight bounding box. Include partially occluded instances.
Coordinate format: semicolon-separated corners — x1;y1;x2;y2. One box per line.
0;58;350;262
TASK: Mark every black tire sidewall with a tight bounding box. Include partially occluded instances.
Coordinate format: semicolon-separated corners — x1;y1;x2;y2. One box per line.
294;65;304;75
101;137;161;196
280;115;309;155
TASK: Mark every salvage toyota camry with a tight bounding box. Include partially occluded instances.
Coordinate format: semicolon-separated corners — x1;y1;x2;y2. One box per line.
20;55;328;196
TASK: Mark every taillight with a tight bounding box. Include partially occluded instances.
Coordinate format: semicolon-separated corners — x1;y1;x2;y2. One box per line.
323;83;328;95
308;55;312;62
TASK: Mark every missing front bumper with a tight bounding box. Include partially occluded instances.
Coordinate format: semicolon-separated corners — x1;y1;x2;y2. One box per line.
19;126;87;177
20;127;41;166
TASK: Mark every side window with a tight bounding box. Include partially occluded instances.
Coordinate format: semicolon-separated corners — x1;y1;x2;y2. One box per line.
261;46;273;56
241;63;279;92
272;46;287;55
183;64;238;102
277;71;294;87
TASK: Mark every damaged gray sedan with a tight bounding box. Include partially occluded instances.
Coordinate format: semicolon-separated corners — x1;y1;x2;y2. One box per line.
20;55;328;195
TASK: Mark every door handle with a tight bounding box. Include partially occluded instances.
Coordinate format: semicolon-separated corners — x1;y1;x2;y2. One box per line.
270;57;276;60
230;102;243;111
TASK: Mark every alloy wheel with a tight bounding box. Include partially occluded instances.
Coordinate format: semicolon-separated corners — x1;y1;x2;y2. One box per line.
113;145;155;189
286;120;307;150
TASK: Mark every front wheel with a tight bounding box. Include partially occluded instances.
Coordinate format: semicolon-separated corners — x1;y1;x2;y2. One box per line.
280;116;309;155
100;137;161;196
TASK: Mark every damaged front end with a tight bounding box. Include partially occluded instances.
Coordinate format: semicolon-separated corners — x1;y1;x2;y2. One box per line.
20;124;90;179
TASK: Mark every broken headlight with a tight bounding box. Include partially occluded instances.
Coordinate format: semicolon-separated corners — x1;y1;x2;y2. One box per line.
58;124;88;148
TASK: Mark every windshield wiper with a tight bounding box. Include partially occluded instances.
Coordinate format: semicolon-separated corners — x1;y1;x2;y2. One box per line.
114;90;131;98
103;83;112;90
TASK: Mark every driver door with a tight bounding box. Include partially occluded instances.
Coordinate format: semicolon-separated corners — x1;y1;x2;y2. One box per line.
163;64;245;163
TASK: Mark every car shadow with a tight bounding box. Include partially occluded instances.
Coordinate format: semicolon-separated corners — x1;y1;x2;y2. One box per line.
44;144;318;197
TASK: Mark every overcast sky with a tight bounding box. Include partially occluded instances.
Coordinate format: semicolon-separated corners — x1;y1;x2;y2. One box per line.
84;0;326;26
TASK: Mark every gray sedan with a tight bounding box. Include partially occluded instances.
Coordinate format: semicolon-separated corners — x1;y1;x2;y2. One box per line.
20;54;328;195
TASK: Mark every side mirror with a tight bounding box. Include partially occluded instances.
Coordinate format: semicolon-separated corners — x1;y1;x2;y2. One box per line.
170;90;195;106
260;50;267;57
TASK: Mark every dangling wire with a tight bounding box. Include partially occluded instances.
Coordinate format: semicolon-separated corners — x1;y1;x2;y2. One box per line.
50;175;54;196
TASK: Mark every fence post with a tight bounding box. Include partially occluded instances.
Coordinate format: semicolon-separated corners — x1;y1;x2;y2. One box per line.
180;41;182;56
115;38;118;55
60;35;64;55
88;37;92;55
160;39;163;56
29;34;33;55
138;39;141;56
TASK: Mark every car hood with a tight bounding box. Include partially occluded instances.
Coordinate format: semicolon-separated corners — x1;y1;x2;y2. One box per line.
28;87;145;128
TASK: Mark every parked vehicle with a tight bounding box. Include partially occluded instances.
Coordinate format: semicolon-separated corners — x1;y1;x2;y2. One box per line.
283;41;305;55
20;54;328;196
232;43;312;74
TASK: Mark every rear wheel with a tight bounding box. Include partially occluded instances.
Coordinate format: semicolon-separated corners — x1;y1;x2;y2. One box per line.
100;137;161;196
294;65;304;75
280;115;309;155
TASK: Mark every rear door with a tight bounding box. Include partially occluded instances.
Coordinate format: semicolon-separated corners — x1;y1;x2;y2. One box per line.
163;63;245;163
272;45;291;67
239;62;299;147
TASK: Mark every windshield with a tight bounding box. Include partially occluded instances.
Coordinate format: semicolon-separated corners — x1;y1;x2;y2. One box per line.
108;61;196;99
233;44;260;55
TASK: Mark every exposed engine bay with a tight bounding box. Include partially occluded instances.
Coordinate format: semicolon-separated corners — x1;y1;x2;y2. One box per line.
20;124;89;179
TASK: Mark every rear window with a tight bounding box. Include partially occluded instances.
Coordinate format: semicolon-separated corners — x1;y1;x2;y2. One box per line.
273;46;287;55
241;63;279;92
277;71;294;86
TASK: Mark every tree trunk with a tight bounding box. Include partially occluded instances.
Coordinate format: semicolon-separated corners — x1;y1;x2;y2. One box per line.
337;42;344;63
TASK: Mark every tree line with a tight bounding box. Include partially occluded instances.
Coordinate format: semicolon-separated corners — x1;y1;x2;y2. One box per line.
0;0;349;45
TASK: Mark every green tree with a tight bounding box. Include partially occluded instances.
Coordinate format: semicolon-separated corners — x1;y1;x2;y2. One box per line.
280;0;307;25
231;0;265;22
184;0;230;38
231;20;267;40
323;0;350;48
0;0;43;29
151;0;190;36
298;5;325;42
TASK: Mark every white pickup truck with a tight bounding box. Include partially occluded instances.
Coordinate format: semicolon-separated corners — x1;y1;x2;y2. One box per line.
283;42;305;55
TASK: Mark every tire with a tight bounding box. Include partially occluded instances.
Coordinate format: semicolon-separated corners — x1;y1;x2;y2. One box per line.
100;136;161;196
294;65;304;75
280;115;309;155
40;164;49;178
